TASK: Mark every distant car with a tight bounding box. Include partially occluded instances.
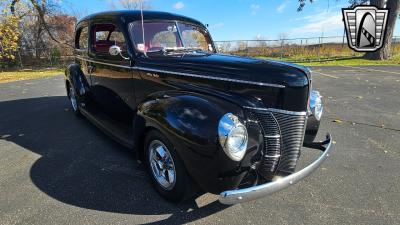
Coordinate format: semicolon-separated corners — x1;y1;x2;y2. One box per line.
65;10;332;204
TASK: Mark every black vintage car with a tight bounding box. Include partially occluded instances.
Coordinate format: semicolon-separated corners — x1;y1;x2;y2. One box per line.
65;10;332;204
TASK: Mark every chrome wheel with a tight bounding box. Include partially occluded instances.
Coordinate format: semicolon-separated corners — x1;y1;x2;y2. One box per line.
148;140;176;190
69;85;78;111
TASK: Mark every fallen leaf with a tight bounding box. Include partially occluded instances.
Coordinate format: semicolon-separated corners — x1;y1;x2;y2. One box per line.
356;96;363;99
333;119;343;124
332;141;337;144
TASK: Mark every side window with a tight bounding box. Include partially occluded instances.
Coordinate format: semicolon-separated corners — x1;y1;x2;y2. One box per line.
76;26;88;50
95;31;110;42
91;24;126;54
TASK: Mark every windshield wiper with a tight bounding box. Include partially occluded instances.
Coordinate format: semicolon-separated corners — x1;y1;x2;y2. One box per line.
146;47;208;56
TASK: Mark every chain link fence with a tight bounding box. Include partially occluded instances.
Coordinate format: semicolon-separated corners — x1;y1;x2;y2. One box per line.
215;36;400;63
1;46;74;71
3;36;400;71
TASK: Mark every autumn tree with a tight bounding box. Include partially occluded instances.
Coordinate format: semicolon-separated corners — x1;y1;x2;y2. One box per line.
6;0;76;65
298;0;400;60
0;15;20;61
0;2;21;63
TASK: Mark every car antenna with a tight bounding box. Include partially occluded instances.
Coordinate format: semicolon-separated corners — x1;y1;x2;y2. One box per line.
140;1;148;57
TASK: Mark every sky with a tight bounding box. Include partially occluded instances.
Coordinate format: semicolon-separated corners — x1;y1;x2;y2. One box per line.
61;0;400;41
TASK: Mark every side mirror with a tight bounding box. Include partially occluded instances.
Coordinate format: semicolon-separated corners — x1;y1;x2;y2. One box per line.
109;45;129;60
109;45;122;56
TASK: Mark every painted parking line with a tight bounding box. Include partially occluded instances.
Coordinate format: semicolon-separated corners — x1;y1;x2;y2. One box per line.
313;71;340;79
341;65;400;75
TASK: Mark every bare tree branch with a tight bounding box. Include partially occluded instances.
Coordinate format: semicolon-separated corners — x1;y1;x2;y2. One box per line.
29;0;73;48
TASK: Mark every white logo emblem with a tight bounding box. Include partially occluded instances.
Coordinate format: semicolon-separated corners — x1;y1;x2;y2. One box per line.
342;5;389;52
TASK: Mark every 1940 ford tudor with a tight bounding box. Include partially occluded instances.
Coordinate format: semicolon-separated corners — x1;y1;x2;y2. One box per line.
65;10;332;204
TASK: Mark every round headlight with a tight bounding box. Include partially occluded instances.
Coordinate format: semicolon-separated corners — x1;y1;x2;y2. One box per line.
218;113;248;161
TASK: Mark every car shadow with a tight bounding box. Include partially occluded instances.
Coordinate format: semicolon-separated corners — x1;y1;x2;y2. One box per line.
0;96;229;224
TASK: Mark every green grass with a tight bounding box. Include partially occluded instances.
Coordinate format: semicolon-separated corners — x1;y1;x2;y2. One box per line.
0;69;63;83
258;54;400;66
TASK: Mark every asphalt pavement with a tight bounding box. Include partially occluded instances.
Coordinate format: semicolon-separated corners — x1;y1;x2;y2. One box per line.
0;65;399;225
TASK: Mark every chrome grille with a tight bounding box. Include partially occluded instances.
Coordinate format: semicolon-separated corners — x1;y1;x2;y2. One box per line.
251;112;281;178
273;112;307;173
250;109;307;177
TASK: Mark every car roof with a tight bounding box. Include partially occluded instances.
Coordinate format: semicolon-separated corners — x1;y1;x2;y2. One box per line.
78;10;205;27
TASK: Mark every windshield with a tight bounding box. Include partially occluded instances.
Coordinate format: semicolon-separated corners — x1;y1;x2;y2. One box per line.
129;21;215;53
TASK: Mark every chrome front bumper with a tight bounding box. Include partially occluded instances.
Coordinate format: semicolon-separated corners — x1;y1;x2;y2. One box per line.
219;134;333;205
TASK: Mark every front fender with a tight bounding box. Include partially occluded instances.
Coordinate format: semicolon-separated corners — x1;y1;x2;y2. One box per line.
137;91;251;193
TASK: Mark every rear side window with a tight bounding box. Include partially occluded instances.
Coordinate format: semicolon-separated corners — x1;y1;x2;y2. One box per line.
76;26;88;50
91;24;127;54
95;31;110;42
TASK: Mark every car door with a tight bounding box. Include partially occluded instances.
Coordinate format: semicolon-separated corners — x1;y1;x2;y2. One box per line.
88;21;136;123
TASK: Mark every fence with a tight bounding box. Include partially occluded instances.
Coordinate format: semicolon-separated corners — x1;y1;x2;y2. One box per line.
4;47;74;70
215;36;400;62
2;36;400;71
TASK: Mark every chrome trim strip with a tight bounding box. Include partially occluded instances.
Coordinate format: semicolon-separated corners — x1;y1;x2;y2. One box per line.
264;155;281;158
243;106;307;116
219;133;333;205
76;56;132;69
136;67;286;88
75;56;285;88
264;135;281;138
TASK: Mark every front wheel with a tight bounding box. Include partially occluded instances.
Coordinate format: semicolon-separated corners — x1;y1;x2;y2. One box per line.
144;130;195;202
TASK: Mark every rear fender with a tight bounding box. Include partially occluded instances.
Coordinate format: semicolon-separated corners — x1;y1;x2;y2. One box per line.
65;63;90;97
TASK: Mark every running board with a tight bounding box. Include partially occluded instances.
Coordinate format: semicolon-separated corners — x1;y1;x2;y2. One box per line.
80;106;135;149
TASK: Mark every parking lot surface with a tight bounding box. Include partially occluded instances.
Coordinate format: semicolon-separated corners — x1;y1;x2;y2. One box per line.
0;66;399;225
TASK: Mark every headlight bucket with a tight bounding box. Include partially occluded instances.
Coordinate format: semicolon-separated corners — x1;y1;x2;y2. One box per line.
310;90;323;121
218;113;248;161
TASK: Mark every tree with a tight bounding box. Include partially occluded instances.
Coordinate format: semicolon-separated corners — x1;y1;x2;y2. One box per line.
109;0;152;10
364;0;399;60
0;14;21;61
298;0;400;60
9;0;74;47
2;0;75;68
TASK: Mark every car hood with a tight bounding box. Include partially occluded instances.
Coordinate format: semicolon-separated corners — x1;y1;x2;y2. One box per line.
137;53;310;88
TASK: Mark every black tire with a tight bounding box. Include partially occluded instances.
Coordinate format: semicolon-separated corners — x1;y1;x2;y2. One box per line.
144;129;197;202
67;83;81;116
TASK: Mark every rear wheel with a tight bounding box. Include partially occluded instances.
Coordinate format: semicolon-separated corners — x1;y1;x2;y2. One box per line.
144;130;196;202
67;83;81;115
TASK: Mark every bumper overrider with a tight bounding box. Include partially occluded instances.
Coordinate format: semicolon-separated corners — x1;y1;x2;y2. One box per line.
218;133;333;204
